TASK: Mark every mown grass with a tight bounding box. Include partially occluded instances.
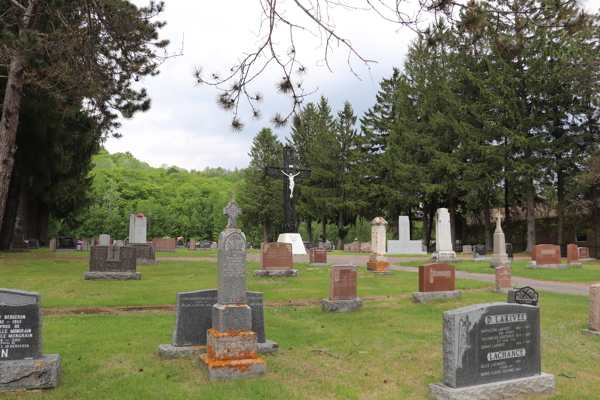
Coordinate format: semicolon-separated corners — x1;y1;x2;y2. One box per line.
395;258;600;285
0;254;598;399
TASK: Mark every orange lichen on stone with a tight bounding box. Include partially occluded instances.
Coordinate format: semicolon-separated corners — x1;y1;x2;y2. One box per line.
202;354;266;372
367;261;389;272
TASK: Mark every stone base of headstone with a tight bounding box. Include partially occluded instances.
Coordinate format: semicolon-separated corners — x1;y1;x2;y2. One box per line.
367;261;390;274
580;258;594;262
308;263;328;267
490;255;510;268
581;329;600;337
412;290;460;304
568;262;583;268
157;344;207;359
321;298;364;313
54;248;78;252
277;233;307;255
136;259;159;265
492;288;511;294
84;271;141;280
428;372;556;400
200;354;268;381
252;269;299;277
430;251;459;262
525;263;568;270
472;257;489;262
0;354;61;391
158;340;279;359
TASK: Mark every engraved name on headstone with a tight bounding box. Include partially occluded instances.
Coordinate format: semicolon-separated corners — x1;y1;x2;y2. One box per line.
0;289;41;360
217;230;247;304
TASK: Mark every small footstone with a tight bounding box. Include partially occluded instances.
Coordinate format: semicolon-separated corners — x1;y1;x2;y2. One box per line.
412;290;460;304
321;298;364;313
84;271;141;280
157;344;206;359
257;340;280;354
581;329;600;337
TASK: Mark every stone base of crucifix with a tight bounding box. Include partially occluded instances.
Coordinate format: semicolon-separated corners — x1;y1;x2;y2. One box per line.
277;233;307;255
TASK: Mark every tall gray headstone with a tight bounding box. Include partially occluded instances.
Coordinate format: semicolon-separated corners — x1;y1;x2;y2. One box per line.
129;214;147;244
99;234;111;246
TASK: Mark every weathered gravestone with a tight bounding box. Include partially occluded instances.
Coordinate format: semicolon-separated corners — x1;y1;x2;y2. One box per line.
199;201;268;381
527;244;568;269
321;265;363;313
188;239;196;250
210;241;217;249
0;289;60;390
578;247;592;261
388;215;426;255
431;208;457;262
49;238;56;251
26;239;40;250
491;213;510;268
127;243;158;265
55;235;77;252
10;235;29;252
493;266;512;293
581;283;600;337
80;238;88;251
428;303;555;400
128;214;147;243
567;244;582;267
157;290;277;358
350;241;360;252
84;246;140;280
461;245;472;254
309;247;328;266
176;239;185;248
197;240;211;251
152;238;177;252
344;244;350;252
413;263;460;303
99;234;111;246
472;245;488;261
367;217;391;274
508;286;539;306
360;242;372;253
253;242;298;277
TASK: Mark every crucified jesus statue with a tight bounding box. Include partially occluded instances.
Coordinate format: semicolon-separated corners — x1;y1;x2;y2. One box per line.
281;171;301;198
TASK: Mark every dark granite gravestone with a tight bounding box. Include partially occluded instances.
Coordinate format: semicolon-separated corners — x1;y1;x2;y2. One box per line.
252;244;261;249
0;289;60;390
170;290;267;347
303;241;316;250
508;286;539;306
0;289;41;360
127;243;158;265
505;243;513;259
198;240;211;251
176;240;185;248
26;239;40;250
473;244;487;260
85;246;140;280
442;303;541;388
56;235;77;252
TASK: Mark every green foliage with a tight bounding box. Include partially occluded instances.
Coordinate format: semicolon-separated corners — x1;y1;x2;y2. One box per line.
69;151;240;240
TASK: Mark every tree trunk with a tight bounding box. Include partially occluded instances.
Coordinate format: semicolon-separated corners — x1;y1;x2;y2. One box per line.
460;214;467;247
322;218;327;243
556;168;565;255
14;179;29;237
307;215;312;243
38;206;49;242
422;199;429;248
483;199;492;254
263;219;269;243
448;188;456;251
27;197;40;239
0;167;21;249
504;179;512;243
427;204;435;250
337;210;344;250
0;55;27;231
594;205;600;259
525;175;536;254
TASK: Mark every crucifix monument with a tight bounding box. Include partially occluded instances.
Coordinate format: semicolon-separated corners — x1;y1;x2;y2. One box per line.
265;145;312;254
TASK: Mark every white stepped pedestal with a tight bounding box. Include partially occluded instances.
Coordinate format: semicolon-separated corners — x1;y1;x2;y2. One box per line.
277;233;306;255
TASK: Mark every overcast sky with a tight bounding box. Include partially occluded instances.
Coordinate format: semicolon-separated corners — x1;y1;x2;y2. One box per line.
104;0;600;172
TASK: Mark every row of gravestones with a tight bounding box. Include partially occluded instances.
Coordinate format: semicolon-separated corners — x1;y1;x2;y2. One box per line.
526;244;589;269
343;242;372;253
469;243;514;260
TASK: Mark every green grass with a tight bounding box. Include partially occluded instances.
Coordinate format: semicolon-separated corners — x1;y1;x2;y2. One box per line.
394;259;600;285
0;254;598;399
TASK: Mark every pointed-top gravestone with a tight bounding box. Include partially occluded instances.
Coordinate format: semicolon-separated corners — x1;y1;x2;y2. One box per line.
223;201;242;229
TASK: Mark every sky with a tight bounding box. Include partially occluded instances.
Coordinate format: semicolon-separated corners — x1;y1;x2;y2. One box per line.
104;0;600;172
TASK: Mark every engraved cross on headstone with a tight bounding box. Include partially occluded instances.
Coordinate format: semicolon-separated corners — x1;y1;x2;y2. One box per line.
106;246;121;261
495;211;503;232
265;145;312;234
223;201;242;229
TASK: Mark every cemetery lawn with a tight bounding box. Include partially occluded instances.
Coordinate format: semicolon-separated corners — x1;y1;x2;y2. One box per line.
0;257;598;399
395;259;600;285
